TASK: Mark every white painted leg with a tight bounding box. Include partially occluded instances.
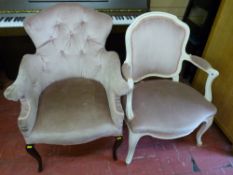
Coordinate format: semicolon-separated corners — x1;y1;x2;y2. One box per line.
196;117;214;146
125;130;141;165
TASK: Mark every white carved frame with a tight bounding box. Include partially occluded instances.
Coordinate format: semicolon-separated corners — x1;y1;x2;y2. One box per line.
122;12;219;164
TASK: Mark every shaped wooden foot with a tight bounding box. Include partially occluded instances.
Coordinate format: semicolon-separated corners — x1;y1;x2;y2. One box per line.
25;144;43;172
112;136;123;160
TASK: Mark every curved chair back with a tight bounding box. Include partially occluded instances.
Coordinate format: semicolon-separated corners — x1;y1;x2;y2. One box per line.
125;12;190;82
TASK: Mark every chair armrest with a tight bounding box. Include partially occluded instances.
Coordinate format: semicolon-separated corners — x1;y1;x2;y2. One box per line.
107;78;134;122
125;79;135;120
4;84;39;136
106;90;124;129
4;55;41;136
122;62;132;80
186;55;219;101
121;61;135;120
189;55;213;73
18;97;39;136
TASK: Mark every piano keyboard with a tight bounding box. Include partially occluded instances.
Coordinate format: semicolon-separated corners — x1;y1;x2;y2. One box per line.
0;14;137;28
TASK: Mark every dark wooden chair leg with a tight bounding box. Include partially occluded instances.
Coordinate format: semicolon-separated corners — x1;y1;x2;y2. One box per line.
112;136;123;160
25;144;43;172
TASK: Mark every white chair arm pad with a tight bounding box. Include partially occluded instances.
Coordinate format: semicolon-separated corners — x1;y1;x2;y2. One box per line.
189;55;213;73
187;55;219;102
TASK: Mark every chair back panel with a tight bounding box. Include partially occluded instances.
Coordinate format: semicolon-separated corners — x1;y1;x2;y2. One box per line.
24;4;112;54
18;4;123;94
127;13;189;80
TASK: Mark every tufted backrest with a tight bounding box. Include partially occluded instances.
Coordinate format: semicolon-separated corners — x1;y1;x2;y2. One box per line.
14;3;129;97
125;12;190;81
24;3;112;55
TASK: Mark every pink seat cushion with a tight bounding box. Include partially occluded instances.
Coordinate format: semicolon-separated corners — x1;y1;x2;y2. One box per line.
128;80;217;135
29;78;120;145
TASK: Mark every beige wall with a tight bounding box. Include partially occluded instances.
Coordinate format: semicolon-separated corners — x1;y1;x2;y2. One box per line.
150;0;189;19
193;0;233;143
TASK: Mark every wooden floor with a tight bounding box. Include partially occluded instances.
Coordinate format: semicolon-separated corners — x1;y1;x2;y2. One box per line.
0;72;233;175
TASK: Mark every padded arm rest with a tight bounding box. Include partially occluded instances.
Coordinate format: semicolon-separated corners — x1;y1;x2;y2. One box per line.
189;55;213;73
18;97;39;136
101;51;132;125
4;55;41;136
125;79;134;120
4;83;39;136
186;55;219;102
122;62;132;80
121;61;135;120
106;90;124;128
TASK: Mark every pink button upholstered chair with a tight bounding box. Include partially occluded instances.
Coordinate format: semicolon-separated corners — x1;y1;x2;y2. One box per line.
4;4;130;172
122;12;219;164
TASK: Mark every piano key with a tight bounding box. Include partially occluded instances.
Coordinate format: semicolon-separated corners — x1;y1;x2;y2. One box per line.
0;14;137;28
112;15;136;25
0;17;24;28
4;17;13;22
0;13;30;28
14;17;26;22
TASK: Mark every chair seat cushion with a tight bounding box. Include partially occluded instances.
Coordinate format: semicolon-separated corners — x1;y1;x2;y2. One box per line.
128;80;217;137
28;78;120;145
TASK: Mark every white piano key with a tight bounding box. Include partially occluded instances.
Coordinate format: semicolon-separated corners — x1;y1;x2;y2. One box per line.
0;14;137;28
0;20;24;28
0;13;30;28
112;15;136;25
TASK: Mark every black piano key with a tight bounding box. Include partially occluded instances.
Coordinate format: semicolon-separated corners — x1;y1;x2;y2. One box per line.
4;17;13;22
13;17;19;22
0;17;4;22
13;17;25;22
19;17;25;21
116;16;124;20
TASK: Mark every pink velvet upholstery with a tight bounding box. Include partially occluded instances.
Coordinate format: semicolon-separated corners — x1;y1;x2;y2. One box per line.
29;78;121;145
4;4;129;146
129;16;188;80
123;12;219;164
129;80;216;137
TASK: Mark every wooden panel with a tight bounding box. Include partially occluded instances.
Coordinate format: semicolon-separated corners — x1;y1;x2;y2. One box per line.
151;0;188;7
151;7;186;18
193;0;233;143
150;0;188;19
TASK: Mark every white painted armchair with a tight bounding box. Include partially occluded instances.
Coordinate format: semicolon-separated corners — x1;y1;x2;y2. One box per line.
4;4;130;172
122;12;219;164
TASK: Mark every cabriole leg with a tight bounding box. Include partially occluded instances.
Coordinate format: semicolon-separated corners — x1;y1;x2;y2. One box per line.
196;117;214;146
25;144;43;172
112;136;123;160
125;131;141;165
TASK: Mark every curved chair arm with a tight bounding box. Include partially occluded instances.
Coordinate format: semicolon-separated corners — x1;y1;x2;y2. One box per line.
122;62;132;80
106;90;125;128
121;61;135;120
4;82;39;137
186;55;219;102
18;96;39;136
4;55;41;136
125;79;134;120
100;51;133;124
